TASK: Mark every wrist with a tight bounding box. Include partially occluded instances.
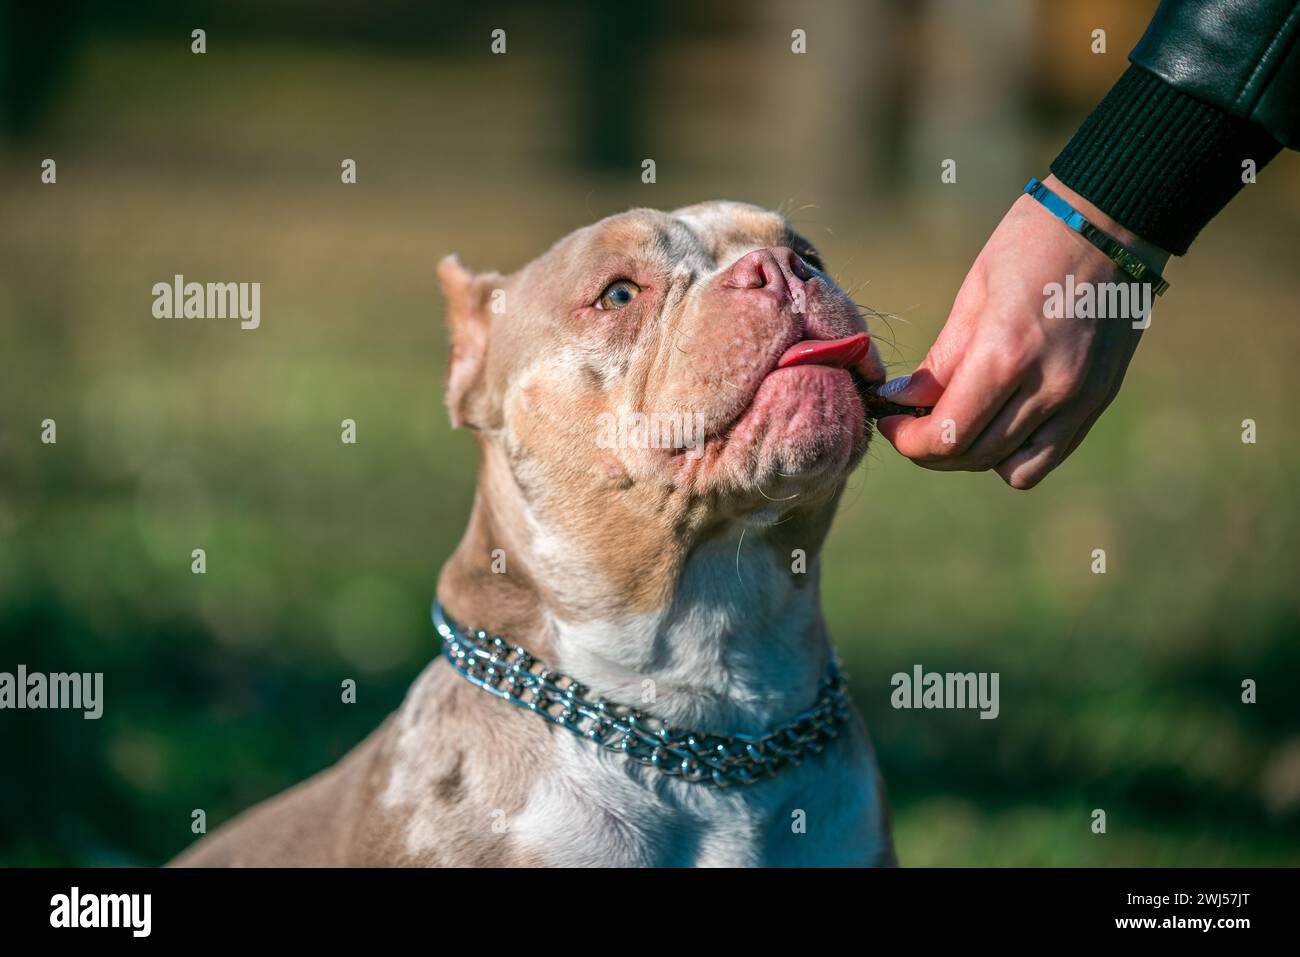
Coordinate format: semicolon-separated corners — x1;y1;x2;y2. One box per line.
1042;173;1171;273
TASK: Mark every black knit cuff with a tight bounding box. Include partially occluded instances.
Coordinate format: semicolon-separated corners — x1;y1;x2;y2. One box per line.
1050;64;1283;256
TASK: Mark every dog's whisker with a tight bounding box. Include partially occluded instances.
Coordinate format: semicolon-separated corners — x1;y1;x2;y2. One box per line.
757;483;799;502
734;525;747;585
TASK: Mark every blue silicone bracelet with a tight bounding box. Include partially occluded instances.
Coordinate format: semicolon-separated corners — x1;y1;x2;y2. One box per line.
1024;178;1169;296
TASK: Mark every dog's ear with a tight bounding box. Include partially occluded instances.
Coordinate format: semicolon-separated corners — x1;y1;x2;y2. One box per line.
437;254;501;430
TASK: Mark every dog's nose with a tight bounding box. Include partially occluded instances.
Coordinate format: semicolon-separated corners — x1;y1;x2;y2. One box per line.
724;246;814;293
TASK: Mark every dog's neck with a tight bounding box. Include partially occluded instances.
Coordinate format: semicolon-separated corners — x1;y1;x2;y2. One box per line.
437;439;838;737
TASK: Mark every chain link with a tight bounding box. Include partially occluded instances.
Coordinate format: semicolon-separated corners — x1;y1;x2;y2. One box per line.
434;602;851;787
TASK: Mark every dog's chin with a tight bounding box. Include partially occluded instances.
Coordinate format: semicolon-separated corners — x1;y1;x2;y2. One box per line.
689;364;868;503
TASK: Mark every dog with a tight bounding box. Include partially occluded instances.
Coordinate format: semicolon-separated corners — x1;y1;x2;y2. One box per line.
173;200;896;867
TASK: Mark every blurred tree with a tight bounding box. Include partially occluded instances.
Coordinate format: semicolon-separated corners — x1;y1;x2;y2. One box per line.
575;0;662;172
0;0;84;134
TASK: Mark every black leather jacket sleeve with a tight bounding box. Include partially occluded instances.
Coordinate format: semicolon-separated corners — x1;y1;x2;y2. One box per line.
1050;0;1298;255
1133;0;1300;148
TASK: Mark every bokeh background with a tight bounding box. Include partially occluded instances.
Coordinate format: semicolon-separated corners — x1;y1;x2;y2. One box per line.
2;0;1298;866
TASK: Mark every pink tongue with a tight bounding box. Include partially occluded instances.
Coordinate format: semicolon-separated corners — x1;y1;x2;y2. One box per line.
777;333;870;369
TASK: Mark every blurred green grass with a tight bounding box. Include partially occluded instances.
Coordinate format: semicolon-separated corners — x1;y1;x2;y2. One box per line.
2;34;1299;866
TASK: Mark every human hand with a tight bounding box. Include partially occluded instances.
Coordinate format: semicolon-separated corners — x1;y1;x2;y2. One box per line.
877;175;1171;489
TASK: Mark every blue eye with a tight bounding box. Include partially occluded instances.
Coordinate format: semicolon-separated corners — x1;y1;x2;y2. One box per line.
596;279;641;310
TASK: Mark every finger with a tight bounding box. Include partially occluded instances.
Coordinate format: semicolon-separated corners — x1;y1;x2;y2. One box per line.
998;374;1126;489
998;377;1123;488
876;285;984;409
875;411;916;446
937;384;1056;472
883;353;1020;464
1059;389;1115;461
995;409;1088;490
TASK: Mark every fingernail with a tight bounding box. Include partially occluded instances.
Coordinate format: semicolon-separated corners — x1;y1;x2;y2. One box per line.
876;375;911;398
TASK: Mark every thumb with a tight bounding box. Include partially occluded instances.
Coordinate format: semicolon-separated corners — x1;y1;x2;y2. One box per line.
875;367;946;407
875;304;974;408
875;366;946;448
874;319;970;446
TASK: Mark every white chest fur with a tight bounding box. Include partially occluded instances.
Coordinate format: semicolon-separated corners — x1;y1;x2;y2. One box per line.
502;534;890;866
509;716;888;867
420;504;893;867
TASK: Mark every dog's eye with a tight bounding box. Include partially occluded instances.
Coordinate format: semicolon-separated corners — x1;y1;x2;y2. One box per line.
596;279;641;310
798;248;824;271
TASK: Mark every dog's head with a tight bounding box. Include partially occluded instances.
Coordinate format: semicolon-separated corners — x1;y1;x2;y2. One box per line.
438;201;884;613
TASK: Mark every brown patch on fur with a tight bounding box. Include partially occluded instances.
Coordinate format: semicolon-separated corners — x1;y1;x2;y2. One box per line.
433;752;466;803
436;436;557;659
171;662;555;867
508;375;724;616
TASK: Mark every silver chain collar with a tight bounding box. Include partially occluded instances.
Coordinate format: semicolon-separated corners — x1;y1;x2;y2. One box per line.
434;601;852;788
